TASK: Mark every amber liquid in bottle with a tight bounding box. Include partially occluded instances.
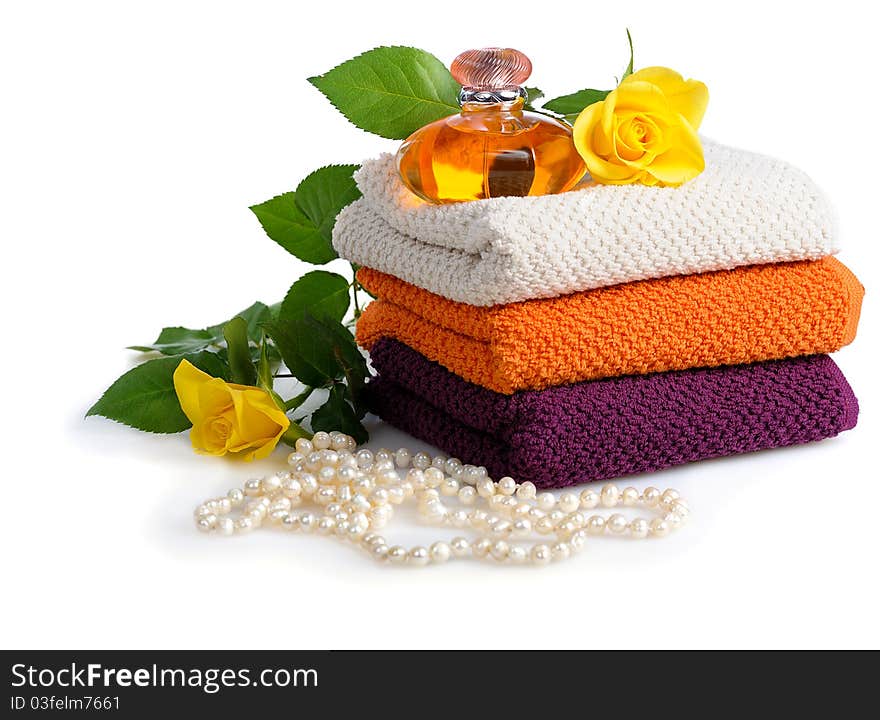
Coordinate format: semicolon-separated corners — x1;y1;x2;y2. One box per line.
397;97;586;203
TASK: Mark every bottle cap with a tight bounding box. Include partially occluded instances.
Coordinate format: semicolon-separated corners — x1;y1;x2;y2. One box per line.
451;48;532;104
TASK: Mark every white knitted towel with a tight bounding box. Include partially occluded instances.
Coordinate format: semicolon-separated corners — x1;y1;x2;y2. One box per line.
332;139;838;306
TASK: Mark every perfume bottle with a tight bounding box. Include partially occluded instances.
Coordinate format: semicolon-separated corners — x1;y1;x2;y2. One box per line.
396;48;586;204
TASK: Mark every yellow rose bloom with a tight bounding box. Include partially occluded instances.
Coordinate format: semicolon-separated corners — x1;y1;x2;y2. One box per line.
572;67;709;187
173;359;290;461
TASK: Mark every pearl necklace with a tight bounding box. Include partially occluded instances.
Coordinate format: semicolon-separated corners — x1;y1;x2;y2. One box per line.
193;430;690;566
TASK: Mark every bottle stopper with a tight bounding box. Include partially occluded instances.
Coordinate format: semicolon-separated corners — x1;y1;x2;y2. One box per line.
451;48;532;104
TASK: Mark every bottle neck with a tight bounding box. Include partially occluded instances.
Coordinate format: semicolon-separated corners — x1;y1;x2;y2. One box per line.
460;97;525;115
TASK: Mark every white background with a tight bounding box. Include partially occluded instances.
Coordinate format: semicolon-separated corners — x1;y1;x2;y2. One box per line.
1;0;877;649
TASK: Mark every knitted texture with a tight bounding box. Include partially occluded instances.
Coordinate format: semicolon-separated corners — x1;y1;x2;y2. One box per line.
355;258;863;394
366;339;860;488
334;140;839;306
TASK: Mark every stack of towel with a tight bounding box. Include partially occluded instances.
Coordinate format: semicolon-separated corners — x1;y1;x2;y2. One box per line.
333;140;864;488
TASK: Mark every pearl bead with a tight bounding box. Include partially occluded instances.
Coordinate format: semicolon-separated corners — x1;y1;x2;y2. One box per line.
440;478;460;496
579;489;599;509
450;537;471;557
371;544;389;561
406;468;426;489
216;517;235;536
649;518;670;537
512;518;532;536
570;529;587;551
282;478;302;497
387;546;407;564
387;487;405;505
642;487;661;506
299;512;317;532
586;515;606;535
516;481;537;500
472;537;492;558
537;492;555;511
430;542;451;563
535;516;555;535
531;544;551;565
423;467;444;488
664;512;682;530
551;542;570;561
317;516;336;534
621;487;639;506
469;509;489;529
628;518;648;538
393;448;411;468
558;492;579;513
497;477;517;496
476;478;495;498
670;500;690;519
660;488;681;509
311;431;330;450
445;458;462;476
412;452;431;470
243;478;261;496
299;474;318;496
490;541;510;561
607;514;628;534
461;465;482;485
527;507;545;522
295;438;313;455
458;486;477;505
354;449;374;469
600;484;619;507
193;432;687;567
235;517;254;533
278;515;298;532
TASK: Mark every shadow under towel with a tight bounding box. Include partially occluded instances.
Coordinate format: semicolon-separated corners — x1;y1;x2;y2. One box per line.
366;339;859;488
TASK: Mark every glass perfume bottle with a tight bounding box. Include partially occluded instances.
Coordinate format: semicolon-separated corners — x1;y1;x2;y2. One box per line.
396;48;586;204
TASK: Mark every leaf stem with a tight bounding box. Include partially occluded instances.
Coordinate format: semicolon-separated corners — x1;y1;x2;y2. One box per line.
285;386;314;411
350;262;362;320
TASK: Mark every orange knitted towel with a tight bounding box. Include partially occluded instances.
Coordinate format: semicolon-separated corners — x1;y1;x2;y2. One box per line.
355;258;863;394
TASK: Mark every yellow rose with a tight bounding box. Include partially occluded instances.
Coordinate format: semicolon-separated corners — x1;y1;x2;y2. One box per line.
572;67;709;187
173;359;290;461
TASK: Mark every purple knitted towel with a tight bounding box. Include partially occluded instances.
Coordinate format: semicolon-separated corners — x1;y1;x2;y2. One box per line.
366;339;859;487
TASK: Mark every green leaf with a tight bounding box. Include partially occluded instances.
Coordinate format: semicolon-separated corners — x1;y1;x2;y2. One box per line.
311;383;369;444
86;352;229;433
279;270;350;326
223;316;258;386
303;314;368;418
294;165;361;245
128;327;217;356
264;319;340;388
250;165;361;265
543;88;611;123
621;28;634;82
523;86;544;110
209;301;272;344
250;192;335;265
308;46;461;139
